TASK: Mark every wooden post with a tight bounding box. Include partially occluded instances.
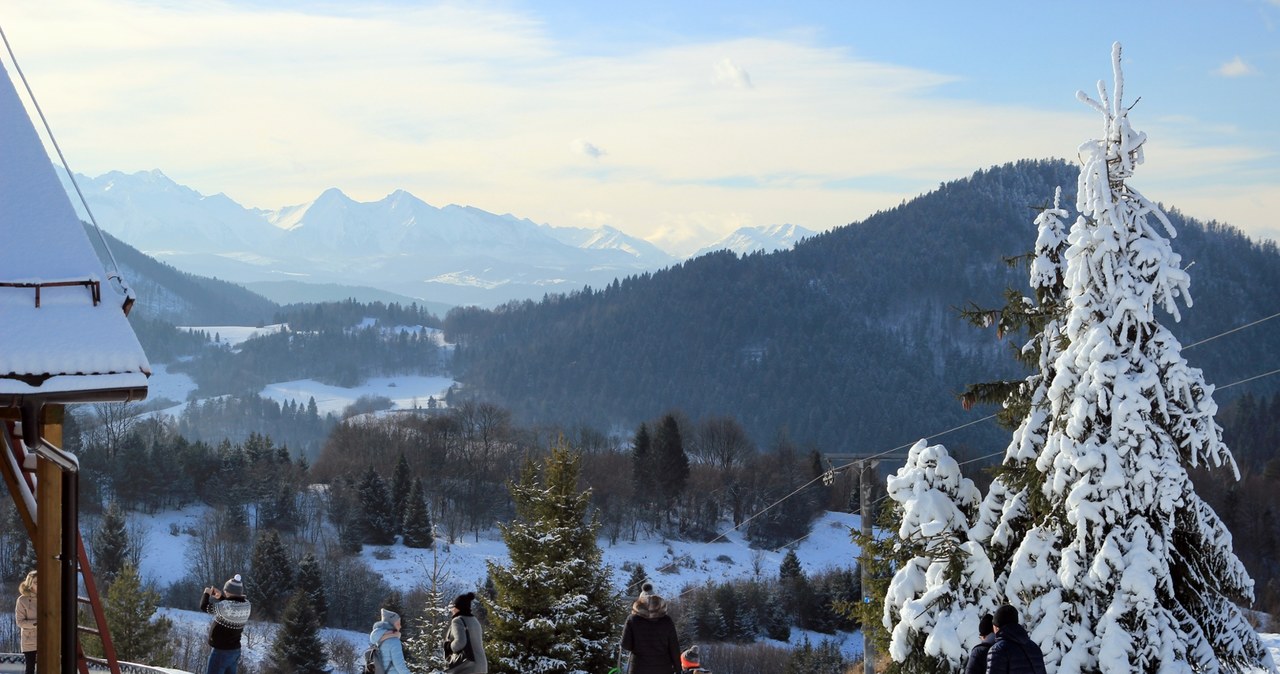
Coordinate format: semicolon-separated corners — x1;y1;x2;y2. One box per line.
36;454;62;674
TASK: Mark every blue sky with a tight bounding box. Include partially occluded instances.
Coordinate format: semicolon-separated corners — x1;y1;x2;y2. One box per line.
3;0;1277;253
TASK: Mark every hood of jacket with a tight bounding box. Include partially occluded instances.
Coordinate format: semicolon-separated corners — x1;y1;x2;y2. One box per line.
370;620;399;646
630;596;668;620
996;622;1034;646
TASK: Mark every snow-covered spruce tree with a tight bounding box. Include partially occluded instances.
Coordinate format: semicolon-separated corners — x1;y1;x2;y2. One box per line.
485;441;619;674
968;186;1071;593
882;440;994;674
996;43;1274;674
403;546;452;674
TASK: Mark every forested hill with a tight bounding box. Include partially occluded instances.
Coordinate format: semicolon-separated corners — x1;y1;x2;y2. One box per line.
444;159;1280;456
85;225;279;325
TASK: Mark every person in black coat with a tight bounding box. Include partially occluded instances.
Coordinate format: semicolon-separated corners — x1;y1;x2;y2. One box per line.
620;583;681;674
986;604;1047;674
965;613;995;674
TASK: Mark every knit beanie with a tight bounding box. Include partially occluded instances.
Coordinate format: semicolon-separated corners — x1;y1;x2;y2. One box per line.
979;613;994;637
993;604;1018;629
450;592;476;615
223;574;244;596
381;608;401;625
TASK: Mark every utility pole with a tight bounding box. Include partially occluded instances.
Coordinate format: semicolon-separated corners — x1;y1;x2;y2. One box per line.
860;459;875;674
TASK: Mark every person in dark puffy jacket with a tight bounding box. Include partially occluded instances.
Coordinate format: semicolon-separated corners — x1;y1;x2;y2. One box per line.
620;583;681;674
986;604;1047;674
965;613;995;674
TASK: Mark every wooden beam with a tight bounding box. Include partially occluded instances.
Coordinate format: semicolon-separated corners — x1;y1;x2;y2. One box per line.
37;457;62;672
36;407;64;674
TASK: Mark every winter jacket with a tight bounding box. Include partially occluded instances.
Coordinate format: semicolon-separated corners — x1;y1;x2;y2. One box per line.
444;615;487;674
200;592;251;650
966;633;996;674
986;623;1047;674
15;593;36;653
369;620;411;674
621;611;681;674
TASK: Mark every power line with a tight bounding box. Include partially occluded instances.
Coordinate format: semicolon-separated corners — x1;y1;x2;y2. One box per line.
699;309;1280;552
1183;311;1280;350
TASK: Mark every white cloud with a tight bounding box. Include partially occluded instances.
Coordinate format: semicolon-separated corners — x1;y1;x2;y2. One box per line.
1;1;1275;249
1217;56;1256;77
713;58;753;89
571;139;605;159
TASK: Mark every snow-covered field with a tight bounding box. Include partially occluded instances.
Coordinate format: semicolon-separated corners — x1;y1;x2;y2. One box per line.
260;375;455;416
177;324;287;347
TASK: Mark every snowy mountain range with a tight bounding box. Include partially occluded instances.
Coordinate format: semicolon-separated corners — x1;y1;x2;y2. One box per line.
692;223;816;258
61;170;806;308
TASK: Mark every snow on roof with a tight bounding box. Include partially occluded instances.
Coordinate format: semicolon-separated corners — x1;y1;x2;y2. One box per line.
0;61;149;398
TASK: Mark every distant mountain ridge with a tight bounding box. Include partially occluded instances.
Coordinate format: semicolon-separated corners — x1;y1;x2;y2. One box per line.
693;223;817;257
443;159;1280;453
63;169;810;307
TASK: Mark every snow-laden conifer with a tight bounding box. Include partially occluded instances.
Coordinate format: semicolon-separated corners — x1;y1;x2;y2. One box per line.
995;43;1273;674
883;440;994;672
485;441;619;674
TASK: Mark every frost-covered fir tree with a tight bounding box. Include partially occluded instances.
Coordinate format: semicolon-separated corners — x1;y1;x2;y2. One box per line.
403;547;452;674
968;185;1071;590
485;442;619;674
991;43;1274;674
882;440;994;673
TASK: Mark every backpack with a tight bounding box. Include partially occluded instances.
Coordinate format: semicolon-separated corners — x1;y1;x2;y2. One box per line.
362;643;386;674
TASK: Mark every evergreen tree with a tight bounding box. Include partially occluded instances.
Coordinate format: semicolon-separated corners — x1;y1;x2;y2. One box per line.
882;440;994;673
391;453;412;535
968;184;1071;589
296;552;328;627
250;529;295;621
401;477;434;549
784;637;846;674
485;442;619;674
779;549;802;581
625;564;649;596
653;414;690;508
262;482;299;532
631;423;655;516
97;564;174;665
91;501;131;587
265;590;328;674
358;466;396;545
403;547;453;674
972;44;1273;673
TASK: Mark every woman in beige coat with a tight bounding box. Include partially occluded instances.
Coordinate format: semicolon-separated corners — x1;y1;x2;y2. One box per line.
16;570;37;674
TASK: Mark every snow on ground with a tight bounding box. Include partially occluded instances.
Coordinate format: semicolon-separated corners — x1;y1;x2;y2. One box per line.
177;324;287;347
260;375;455;416
121;503;1280;669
